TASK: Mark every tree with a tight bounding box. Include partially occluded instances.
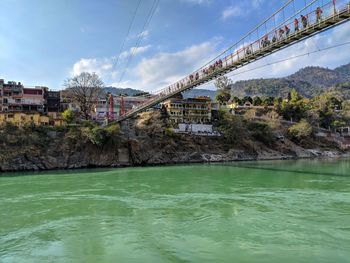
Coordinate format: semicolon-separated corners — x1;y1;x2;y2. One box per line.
243;96;253;104
279;89;308;121
261;96;274;106
232;96;242;105
134;91;150;97
64;72;104;120
215;111;247;145
311;90;344;129
62;109;74;124
216;92;231;104
253;96;262;106
215;76;232;104
215;76;232;92
341;100;350;119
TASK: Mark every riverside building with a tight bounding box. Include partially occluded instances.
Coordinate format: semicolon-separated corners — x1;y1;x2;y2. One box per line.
94;95;149;121
0;79;46;113
0;79;63;126
162;96;212;124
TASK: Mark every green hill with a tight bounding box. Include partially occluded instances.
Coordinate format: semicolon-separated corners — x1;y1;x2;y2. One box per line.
229;63;350;98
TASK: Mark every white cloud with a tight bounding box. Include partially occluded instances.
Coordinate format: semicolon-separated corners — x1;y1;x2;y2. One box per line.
181;0;211;5
72;58;114;78
119;45;152;59
222;6;244;20
71;39;220;92
252;0;264;9
137;30;149;39
128;30;150;40
71;45;151;79
110;38;221;92
221;0;266;21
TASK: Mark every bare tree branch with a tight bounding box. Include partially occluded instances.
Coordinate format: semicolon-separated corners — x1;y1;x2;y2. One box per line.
64;72;104;120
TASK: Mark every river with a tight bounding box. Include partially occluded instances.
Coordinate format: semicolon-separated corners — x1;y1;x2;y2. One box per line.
1;159;350;263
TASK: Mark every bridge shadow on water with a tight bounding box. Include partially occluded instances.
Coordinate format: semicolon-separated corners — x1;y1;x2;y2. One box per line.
219;163;350;177
0;167;116;178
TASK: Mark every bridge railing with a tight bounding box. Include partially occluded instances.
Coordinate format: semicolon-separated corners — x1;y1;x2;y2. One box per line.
119;0;350;120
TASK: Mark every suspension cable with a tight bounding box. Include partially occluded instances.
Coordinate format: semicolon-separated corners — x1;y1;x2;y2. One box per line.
108;0;142;83
117;0;159;86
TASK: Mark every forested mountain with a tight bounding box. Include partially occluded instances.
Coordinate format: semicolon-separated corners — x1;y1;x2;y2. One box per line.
182;89;217;100
230;78;314;98
287;66;350;88
334;63;350;76
229;63;350;98
103;87;144;96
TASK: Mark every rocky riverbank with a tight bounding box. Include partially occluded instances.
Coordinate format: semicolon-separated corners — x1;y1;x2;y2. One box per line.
0;118;348;173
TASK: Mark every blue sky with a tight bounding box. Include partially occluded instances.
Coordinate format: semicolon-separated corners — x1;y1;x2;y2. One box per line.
1;0;350;91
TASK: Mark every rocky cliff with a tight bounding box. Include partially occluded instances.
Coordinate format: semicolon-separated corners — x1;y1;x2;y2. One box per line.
0;118;347;173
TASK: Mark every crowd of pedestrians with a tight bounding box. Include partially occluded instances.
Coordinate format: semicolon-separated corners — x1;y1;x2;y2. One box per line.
123;1;349;117
179;5;330;92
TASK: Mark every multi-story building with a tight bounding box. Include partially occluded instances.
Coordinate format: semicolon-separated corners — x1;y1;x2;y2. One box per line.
45;91;61;112
162;98;184;123
123;96;149;112
94;95;121;121
162;96;212;124
0;80;46;113
59;89;80;112
0;79;64;126
0;112;49;127
0;80;24;112
21;87;46;112
94;95;149;121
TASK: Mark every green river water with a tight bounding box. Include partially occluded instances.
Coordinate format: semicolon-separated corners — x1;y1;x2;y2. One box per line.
1;159;350;263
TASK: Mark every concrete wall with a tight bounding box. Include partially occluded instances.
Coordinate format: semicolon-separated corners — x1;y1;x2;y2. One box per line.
178;123;213;133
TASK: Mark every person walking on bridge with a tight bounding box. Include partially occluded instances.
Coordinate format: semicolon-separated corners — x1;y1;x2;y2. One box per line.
301;15;308;28
272;32;277;43
316;7;323;23
284;25;290;37
294;18;299;32
261;35;270;48
278;28;285;39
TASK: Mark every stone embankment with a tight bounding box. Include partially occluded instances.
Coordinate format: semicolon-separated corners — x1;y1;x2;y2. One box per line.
0;127;347;173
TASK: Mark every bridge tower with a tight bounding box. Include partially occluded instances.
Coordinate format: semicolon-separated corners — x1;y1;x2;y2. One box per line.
120;96;125;116
108;93;114;121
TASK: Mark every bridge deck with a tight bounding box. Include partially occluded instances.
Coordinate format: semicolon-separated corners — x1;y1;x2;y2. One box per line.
117;4;350;122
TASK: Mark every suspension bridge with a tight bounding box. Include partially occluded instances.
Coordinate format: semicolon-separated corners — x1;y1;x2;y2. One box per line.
117;0;350;122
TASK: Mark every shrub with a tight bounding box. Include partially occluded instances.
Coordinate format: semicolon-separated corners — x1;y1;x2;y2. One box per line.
288;119;312;141
105;123;120;136
80;120;95;128
165;127;174;136
216;115;247;145
82;127;108;145
247;121;275;146
81;123;120;145
62;109;74;124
